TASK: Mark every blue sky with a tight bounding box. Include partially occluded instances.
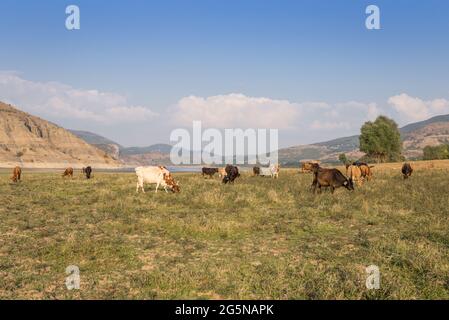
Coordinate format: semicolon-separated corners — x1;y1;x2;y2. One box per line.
1;0;449;147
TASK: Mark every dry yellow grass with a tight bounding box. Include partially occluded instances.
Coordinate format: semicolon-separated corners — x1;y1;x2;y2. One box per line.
0;160;448;299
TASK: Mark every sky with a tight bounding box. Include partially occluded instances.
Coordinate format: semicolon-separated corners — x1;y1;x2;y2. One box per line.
1;0;449;148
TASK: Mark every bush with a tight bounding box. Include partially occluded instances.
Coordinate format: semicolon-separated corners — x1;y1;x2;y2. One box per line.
423;144;449;160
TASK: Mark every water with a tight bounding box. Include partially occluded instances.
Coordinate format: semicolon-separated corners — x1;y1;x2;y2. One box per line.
117;166;202;173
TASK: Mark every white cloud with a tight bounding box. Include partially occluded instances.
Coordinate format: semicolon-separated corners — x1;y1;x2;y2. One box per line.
388;93;449;122
310;121;351;130
171;93;381;140
172;93;300;129
0;72;157;124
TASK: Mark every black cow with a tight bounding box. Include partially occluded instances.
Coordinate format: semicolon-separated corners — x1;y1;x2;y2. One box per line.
311;163;353;194
253;166;260;176
222;165;240;184
401;163;413;179
202;167;219;178
83;166;92;179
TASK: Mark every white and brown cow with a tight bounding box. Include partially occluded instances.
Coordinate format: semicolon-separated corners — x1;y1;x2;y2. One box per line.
259;164;280;179
135;166;180;193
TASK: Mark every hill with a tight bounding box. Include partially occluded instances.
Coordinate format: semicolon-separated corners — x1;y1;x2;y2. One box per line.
0;102;121;168
69;130;123;160
69;130;173;166
278;114;449;164
69;113;449;166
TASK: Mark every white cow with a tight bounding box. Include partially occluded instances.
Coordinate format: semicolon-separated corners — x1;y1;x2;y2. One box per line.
259;164;280;179
135;166;180;193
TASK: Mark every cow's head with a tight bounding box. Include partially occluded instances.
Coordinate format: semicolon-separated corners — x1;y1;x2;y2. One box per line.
164;173;180;193
344;178;355;191
310;163;320;173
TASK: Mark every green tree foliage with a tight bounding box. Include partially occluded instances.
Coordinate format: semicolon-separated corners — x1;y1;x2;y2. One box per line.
338;153;348;165
423;144;449;160
359;116;402;163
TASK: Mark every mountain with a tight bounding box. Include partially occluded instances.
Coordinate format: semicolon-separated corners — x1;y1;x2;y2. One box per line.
70;112;449;166
69;130;123;160
120;144;172;155
278;114;449;164
69;130;173;166
0;102;121;168
119;144;172;166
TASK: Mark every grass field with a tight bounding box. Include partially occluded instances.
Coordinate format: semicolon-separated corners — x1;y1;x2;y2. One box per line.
0;163;448;299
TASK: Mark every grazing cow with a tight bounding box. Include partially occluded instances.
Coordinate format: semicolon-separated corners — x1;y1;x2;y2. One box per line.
271;164;280;178
11;166;21;183
402;163;413;179
62;167;74;178
301;160;320;173
136;166;180;193
222;165;240;184
253;166;260;176
259;164;280;178
346;165;363;186
311;163;353;194
202;167;219;178
218;167;227;178
359;164;374;181
83;166;92;179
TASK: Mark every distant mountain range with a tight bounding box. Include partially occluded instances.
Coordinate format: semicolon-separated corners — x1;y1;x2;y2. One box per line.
3;100;448;168
69;130;173;166
70;113;449;166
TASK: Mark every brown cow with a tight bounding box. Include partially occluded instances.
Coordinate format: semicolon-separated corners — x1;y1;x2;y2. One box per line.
202;167;219;178
301;160;320;173
346;165;363;186
359;164;374;181
311;163;353;194
11;166;22;182
62;167;74;178
218;167;227;178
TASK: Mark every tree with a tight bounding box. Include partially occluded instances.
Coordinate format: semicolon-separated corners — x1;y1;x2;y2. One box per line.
359;116;402;163
423;144;449;160
338;153;348;165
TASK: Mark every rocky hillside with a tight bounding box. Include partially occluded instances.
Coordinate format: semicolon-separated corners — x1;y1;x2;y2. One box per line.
278;114;449;164
69;130;122;160
0;102;121;168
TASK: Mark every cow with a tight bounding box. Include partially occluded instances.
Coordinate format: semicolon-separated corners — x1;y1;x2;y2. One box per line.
402;163;413;179
259;164;280;178
82;166;92;179
202;167;219;178
301;160;320;173
253;166;260;176
218;167;227;178
11;166;21;183
62;167;74;178
359;164;374;181
136;166;180;193
346;165;363;186
311;163;354;194
222;165;240;184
